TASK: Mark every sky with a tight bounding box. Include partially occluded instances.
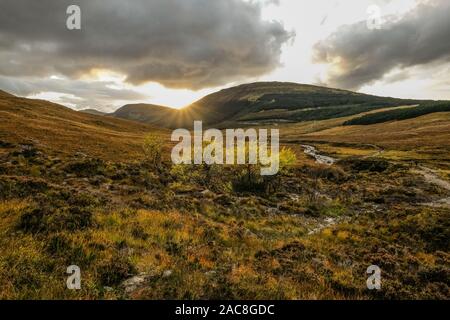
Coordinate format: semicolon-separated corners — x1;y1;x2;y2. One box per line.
0;0;449;111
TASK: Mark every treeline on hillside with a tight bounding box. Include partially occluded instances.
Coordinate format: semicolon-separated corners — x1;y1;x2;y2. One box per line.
343;102;450;126
256;92;422;111
240;104;387;123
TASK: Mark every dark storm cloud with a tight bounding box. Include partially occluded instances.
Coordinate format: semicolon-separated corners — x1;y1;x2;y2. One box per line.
0;0;293;90
313;0;450;90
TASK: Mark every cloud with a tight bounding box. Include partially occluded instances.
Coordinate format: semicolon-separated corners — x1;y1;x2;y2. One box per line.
313;0;450;90
0;0;293;90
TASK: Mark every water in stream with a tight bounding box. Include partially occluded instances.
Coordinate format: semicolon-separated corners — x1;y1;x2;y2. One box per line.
301;145;336;165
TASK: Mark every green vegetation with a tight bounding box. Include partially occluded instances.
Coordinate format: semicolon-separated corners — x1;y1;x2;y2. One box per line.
344;102;450;126
255;92;417;111
142;134;164;168
240;104;390;123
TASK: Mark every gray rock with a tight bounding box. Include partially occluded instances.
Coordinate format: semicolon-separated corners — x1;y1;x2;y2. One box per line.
162;270;173;278
121;274;147;293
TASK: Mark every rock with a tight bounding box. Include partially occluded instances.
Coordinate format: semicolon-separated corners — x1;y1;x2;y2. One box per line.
265;207;279;215
324;217;335;224
311;258;323;266
162;270;173;278
75;152;87;158
201;189;215;198
121;274;147;293
215;194;233;205
205;271;217;277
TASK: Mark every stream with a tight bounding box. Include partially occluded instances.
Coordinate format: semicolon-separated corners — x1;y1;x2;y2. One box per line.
300;144;450;210
301;145;337;165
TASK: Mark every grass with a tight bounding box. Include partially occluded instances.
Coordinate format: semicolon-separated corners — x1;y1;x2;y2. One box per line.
0;93;449;299
0;95;170;162
0;139;448;299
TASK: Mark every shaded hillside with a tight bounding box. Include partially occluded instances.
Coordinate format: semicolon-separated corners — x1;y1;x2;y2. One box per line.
111;82;424;128
191;82;420;125
0;91;169;161
111;103;181;127
80;109;107;116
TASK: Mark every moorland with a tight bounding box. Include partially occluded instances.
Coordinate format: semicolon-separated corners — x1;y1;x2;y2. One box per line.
0;83;449;299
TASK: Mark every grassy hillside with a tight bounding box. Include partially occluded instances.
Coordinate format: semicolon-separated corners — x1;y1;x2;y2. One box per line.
344;102;450;126
0;93;169;161
188;82;423;126
294;112;450;167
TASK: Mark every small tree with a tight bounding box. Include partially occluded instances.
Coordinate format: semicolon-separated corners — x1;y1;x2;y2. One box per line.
263;147;297;193
142;133;163;168
231;144;297;194
278;147;297;175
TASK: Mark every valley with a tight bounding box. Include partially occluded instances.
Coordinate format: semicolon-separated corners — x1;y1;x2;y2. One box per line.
0;84;449;300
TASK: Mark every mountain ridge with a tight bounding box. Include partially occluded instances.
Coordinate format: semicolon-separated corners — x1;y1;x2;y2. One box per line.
109;82;427;128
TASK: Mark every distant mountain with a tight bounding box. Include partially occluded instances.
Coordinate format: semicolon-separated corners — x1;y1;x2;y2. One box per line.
80;109;106;116
111;82;425;128
110;103;180;127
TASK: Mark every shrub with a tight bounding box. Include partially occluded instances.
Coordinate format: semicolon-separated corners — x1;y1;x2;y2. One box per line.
17;206;94;234
0;177;48;200
97;254;136;286
143;134;163;168
63;158;106;177
340;158;389;173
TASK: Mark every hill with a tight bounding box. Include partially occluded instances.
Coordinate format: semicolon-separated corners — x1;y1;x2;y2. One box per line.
80;109;107;116
300;112;450;155
110;103;180;127
0;93;169;161
0;90;15;98
187;82;423;126
111;82;424;128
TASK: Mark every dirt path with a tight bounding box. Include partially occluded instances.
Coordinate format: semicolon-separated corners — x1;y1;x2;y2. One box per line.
414;166;450;207
416;166;450;190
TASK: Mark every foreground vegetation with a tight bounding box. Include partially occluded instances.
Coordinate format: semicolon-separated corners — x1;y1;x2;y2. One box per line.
0;135;448;299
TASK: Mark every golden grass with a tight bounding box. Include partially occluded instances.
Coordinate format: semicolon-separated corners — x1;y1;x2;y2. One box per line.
0;96;171;162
